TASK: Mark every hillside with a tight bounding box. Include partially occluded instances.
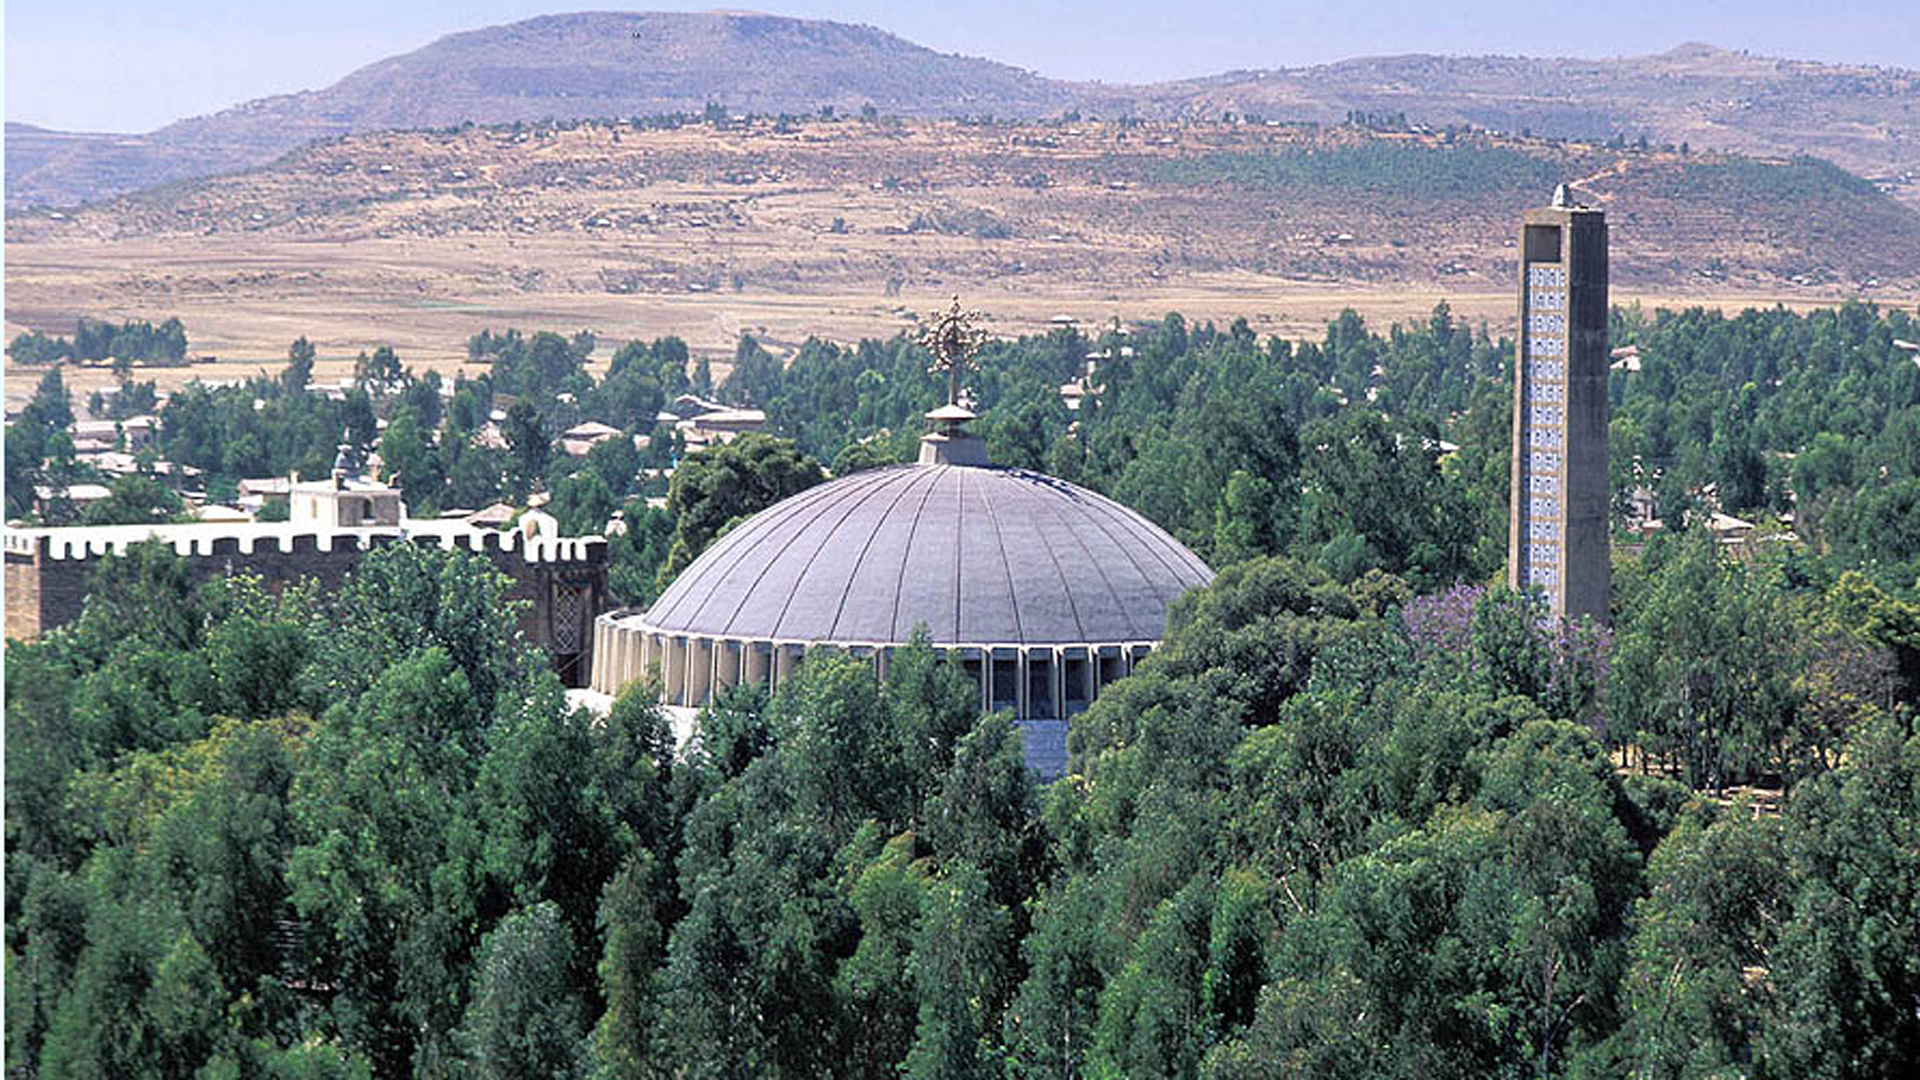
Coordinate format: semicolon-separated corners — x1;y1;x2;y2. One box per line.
1142;44;1920;200
6;14;1917;211
4;11;1083;210
14;117;1914;284
8;117;1917;398
4;123;237;209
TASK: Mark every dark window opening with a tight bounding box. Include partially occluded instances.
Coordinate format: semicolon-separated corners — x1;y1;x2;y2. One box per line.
990;658;1019;714
1027;655;1056;719
1064;656;1092;715
1525;224;1562;263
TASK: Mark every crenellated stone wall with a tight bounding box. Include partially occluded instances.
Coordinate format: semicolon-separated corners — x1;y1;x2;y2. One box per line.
4;523;608;685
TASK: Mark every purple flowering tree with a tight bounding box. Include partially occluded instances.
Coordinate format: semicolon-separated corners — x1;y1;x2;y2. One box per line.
1402;582;1611;738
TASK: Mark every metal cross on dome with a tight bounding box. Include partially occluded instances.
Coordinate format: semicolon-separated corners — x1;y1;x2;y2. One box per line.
918;295;990;408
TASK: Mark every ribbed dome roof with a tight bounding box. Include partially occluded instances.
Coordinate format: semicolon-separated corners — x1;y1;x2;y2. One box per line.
641;463;1214;646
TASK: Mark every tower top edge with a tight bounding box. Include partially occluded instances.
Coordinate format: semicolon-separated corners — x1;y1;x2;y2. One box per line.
1524;205;1606;225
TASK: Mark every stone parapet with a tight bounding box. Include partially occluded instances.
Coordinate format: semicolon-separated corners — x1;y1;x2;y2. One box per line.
5;521;604;564
4;521;608;686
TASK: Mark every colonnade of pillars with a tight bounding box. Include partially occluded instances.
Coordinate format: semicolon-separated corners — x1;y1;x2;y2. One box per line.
590;614;1152;720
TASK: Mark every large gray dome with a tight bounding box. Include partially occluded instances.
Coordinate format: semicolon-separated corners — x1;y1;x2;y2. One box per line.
641;463;1214;646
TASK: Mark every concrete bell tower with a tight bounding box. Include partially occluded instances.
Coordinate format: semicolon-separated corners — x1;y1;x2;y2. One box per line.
1509;186;1609;623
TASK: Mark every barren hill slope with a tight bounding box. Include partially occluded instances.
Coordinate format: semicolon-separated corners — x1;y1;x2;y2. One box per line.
4;11;1080;211
9;118;1917;377
19;117;1914;287
1142;44;1920;199
7;14;1918;211
159;11;1079;137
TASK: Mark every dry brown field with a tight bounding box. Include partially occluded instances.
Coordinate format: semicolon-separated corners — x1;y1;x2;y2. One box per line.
7;271;1883;415
8;119;1917;411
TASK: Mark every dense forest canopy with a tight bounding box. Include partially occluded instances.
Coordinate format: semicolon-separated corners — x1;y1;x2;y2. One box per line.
6;297;1920;1078
11;299;1916;593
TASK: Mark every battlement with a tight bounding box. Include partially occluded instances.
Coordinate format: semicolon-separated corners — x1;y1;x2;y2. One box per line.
3;520;606;566
4;518;608;686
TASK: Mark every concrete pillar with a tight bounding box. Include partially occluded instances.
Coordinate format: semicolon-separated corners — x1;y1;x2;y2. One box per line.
1017;650;1030;720
745;641;771;691
602;625;620;694
655;636;669;704
773;643;799;689
603;625;617;692
601;620;619;694
689;638;714;706
653;634;670;697
1059;641;1075;718
665;637;687;706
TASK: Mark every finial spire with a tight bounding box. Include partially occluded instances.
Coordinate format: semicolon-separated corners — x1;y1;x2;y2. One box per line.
915;297;993;467
332;430;354;488
918;295;989;410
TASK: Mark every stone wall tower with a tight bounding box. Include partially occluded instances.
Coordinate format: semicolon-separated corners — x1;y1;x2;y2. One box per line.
1509;188;1609;623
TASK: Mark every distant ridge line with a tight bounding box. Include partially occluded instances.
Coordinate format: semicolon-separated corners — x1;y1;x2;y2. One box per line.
7;10;1918;211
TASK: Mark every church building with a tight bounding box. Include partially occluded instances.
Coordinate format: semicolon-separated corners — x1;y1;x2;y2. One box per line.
589;300;1216;776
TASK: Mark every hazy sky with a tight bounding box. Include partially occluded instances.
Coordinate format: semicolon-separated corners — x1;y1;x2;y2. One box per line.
7;1;1916;133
